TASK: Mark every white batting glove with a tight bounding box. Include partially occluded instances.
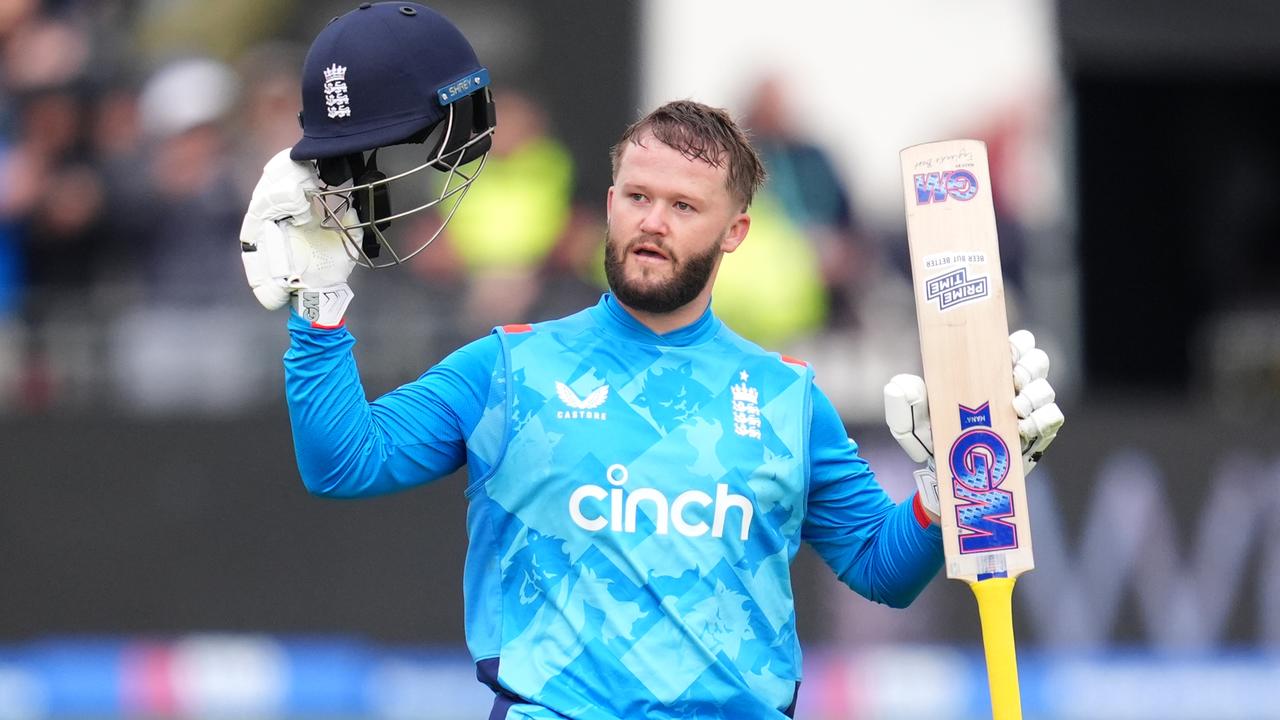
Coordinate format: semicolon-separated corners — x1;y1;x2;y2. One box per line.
884;330;1065;518
240;148;358;327
1007;329;1065;471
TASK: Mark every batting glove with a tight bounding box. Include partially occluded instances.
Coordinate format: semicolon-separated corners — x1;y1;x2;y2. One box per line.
240;148;358;327
883;330;1065;519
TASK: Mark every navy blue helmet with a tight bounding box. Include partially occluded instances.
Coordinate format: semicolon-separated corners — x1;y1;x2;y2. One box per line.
293;2;496;267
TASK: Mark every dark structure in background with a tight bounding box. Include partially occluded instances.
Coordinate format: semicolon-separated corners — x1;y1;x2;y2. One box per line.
1061;0;1280;395
5;411;1278;649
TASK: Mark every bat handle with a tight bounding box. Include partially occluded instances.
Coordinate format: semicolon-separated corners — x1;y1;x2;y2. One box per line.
970;577;1023;720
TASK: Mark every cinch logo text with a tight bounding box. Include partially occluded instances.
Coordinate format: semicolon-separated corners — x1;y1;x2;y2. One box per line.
568;464;753;540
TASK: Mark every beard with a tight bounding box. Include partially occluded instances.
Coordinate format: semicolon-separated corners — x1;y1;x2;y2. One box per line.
603;228;721;314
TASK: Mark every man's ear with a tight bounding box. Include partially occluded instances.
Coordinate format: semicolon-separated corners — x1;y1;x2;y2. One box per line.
721;213;751;253
606;186;614;222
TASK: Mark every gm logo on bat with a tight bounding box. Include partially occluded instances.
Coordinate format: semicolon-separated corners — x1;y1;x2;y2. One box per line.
949;402;1018;555
914;169;978;204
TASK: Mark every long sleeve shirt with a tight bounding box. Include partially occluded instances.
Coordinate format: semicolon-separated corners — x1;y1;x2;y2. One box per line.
284;293;943;719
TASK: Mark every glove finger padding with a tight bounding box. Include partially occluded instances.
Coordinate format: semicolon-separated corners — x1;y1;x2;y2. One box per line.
1020;403;1064;455
887;329;1065;488
241;215;296;310
1013;348;1050;391
1007;328;1065;472
884;373;933;463
1009;329;1036;362
247;149;318;224
241;147;360;311
1013;377;1056;418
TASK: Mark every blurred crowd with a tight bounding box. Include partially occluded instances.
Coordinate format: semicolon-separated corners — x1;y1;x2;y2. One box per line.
0;0;940;419
0;0;313;412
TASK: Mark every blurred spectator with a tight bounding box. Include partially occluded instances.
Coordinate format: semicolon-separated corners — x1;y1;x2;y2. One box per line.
0;135;19;409
89;82;148;294
968;107;1036;296
130;57;244;306
710;192;828;349
0;5;103;410
135;0;297;62
1;8;99;296
0;151;18;316
743;75;869;329
0;119;22;316
14;87;103;292
2;3;89;91
107;58;283;415
414;88;576;335
230;42;305;193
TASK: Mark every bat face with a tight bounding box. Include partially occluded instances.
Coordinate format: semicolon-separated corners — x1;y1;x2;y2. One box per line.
900;139;1034;584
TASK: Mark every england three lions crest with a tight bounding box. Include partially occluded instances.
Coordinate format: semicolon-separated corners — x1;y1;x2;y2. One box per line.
731;371;761;440
323;64;351;119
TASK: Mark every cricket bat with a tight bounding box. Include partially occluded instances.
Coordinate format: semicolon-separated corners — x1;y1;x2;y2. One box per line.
900;139;1032;720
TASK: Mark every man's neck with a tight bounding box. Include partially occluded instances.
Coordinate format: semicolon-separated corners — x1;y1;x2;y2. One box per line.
615;295;711;336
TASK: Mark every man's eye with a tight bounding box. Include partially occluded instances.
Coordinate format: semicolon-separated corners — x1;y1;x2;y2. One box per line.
630;193;647;203
675;201;693;212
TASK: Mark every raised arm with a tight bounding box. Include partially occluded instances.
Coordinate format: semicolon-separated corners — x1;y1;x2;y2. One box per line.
284;315;501;498
801;384;944;608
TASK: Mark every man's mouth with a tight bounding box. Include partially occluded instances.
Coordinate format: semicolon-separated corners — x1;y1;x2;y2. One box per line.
631;242;670;263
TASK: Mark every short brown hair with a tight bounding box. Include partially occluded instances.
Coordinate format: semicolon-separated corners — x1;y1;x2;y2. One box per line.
610;100;766;211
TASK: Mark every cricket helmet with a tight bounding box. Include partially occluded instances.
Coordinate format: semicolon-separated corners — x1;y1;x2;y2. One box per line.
292;1;496;267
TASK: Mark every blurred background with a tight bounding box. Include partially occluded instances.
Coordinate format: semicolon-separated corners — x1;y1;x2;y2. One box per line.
2;0;1279;717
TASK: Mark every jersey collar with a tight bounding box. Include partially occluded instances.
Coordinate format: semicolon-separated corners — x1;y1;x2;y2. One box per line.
591;293;722;346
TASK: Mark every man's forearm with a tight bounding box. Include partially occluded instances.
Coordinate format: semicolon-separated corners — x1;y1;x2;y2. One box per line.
283;311;396;497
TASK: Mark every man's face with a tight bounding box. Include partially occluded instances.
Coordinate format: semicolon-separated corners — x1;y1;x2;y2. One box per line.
605;133;748;314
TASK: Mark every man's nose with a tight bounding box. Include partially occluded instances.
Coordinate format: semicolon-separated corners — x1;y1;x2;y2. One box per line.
638;204;668;236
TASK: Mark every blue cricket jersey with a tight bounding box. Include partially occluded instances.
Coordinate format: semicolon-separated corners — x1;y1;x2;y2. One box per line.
284;293;943;719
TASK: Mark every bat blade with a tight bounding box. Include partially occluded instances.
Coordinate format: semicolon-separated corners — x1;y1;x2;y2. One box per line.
900;138;1034;583
901;139;1033;720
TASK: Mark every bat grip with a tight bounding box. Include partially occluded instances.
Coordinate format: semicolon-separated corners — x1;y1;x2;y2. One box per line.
970;577;1023;720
